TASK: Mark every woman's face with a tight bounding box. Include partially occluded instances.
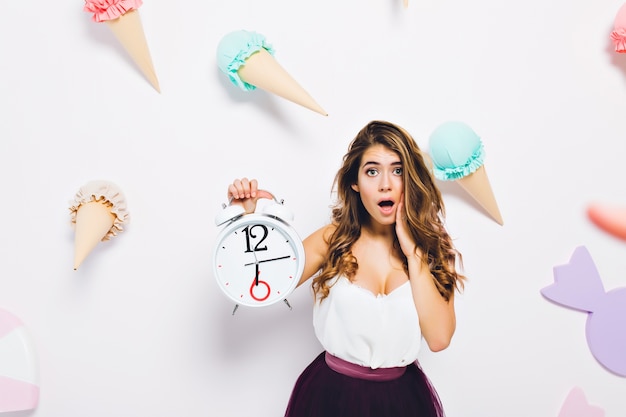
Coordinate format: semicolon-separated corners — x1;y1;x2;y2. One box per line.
351;144;403;227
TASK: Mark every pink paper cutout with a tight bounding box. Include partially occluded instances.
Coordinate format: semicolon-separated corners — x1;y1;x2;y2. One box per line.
558;387;604;417
0;376;40;413
612;2;626;53
83;0;143;22
0;310;22;339
541;246;626;377
0;309;39;412
587;203;626;241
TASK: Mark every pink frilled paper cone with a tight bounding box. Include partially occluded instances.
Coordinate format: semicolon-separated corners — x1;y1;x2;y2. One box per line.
69;180;130;270
84;0;160;92
611;3;626;53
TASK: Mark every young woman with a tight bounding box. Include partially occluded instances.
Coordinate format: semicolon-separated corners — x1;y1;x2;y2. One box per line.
227;120;465;417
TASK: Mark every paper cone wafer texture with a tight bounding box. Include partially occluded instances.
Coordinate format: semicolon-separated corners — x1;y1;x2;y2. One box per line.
428;121;503;225
73;201;116;270
456;165;503;225
217;30;327;116
69;180;130;269
84;1;160;92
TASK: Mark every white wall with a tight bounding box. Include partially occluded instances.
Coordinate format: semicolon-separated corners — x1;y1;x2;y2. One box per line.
1;0;626;415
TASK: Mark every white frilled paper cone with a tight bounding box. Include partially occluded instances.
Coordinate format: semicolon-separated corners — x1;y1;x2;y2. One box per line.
69;180;130;270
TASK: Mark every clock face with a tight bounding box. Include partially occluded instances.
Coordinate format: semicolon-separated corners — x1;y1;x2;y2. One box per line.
213;214;305;307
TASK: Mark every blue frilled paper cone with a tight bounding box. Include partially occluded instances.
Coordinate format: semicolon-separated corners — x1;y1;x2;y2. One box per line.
217;30;327;116
429;121;503;225
238;48;327;115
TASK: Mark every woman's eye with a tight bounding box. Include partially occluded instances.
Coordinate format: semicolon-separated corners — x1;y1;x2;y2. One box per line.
393;167;403;175
366;169;378;176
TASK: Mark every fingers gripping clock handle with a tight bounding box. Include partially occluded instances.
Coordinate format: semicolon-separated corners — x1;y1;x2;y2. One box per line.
227;189;278;213
217;190;294;226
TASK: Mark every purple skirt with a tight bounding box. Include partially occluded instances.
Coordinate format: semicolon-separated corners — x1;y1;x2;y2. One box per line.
284;352;445;417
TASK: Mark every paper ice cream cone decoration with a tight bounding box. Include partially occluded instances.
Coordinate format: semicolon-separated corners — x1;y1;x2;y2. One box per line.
587;202;626;240
428;121;503;225
69;180;129;270
84;0;160;92
611;3;626;53
403;0;408;7
0;309;39;412
217;30;327;116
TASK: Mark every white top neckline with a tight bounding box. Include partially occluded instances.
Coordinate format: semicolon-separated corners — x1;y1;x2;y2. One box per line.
346;278;410;298
313;275;422;369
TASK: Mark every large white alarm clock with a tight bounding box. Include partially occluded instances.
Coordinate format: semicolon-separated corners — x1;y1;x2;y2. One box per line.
213;192;305;313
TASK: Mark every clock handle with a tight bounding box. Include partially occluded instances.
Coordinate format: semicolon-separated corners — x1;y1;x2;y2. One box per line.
257;190;295;222
217;190;295;224
215;204;245;226
215;189;275;226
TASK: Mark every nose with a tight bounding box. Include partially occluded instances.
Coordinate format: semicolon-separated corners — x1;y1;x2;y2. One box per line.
379;172;391;191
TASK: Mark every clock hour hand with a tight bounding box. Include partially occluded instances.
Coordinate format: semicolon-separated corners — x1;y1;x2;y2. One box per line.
252;250;260;286
244;255;291;266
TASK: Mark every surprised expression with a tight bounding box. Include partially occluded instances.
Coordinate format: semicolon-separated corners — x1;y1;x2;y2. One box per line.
351;144;403;227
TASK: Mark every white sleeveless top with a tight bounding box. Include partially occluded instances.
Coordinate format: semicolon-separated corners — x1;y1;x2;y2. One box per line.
313;275;422;369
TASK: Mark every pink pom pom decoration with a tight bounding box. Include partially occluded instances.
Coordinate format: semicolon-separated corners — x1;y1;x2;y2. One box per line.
83;0;143;22
611;3;626;53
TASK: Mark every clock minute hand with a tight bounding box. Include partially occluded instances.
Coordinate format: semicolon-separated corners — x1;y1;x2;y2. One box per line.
244;255;291;266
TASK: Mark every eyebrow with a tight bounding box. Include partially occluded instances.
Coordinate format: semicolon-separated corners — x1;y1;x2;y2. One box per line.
362;160;402;167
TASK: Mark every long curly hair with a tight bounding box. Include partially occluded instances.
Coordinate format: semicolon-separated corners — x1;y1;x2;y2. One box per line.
312;120;465;302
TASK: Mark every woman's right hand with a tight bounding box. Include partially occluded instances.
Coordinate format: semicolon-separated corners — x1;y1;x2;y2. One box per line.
227;178;273;214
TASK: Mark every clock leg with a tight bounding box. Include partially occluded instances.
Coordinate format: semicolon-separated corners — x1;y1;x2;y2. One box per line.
232;304;240;315
283;299;292;310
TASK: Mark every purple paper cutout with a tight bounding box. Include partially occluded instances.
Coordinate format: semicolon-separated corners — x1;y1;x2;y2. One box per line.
558;387;604;417
541;246;626;377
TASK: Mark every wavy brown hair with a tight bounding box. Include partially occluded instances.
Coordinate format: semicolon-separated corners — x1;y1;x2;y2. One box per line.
312;120;465;302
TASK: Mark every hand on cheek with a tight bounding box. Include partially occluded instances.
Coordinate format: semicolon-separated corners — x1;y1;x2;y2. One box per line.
395;198;418;259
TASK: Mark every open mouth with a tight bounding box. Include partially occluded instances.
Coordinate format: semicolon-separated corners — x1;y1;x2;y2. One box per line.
378;200;395;214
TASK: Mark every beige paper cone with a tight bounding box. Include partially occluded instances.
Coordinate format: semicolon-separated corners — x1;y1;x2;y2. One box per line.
456;165;503;225
238;48;327;116
73;201;116;270
403;0;409;7
105;9;160;92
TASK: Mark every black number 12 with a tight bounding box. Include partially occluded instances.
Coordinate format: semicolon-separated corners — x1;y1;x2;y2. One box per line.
243;224;269;252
